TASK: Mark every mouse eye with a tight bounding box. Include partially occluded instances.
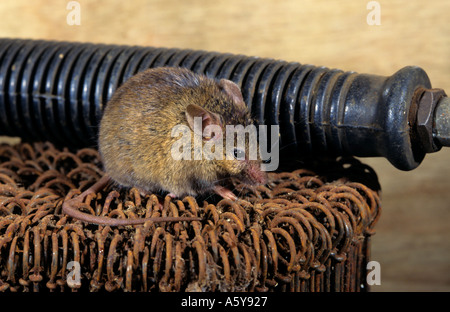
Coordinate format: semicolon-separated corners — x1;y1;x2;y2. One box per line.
233;148;246;160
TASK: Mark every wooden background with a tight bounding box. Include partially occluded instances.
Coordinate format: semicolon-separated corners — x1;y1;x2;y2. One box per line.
1;0;449;291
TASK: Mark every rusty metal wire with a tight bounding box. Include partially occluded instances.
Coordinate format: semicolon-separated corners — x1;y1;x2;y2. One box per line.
0;142;381;292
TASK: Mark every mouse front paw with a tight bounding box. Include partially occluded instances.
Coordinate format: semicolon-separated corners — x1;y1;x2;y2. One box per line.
213;185;237;201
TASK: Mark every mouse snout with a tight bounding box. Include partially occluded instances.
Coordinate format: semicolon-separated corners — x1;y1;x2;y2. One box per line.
246;162;267;185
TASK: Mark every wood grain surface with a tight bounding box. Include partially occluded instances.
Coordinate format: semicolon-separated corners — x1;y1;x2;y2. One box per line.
0;0;449;291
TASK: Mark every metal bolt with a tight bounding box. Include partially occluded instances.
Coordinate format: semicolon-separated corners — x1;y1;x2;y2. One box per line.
433;96;450;147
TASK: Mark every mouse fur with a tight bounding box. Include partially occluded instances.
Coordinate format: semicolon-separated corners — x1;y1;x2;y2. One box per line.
98;66;266;199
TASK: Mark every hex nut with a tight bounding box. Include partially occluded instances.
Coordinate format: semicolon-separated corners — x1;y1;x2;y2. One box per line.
416;88;446;152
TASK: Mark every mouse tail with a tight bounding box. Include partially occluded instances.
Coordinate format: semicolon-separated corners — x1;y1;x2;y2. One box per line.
62;175;201;226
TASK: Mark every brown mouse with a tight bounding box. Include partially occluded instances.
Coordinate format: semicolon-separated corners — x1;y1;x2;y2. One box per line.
62;67;267;226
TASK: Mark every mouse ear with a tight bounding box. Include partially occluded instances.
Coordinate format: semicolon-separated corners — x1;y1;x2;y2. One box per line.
218;79;246;109
186;104;223;141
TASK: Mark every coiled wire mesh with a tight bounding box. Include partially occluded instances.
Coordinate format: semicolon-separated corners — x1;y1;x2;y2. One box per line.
0;142;380;292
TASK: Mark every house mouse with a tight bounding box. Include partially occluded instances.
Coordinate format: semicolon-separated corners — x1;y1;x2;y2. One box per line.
62;67;267;226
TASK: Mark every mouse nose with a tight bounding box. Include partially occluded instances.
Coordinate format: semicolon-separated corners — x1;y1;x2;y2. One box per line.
256;173;268;185
248;163;268;185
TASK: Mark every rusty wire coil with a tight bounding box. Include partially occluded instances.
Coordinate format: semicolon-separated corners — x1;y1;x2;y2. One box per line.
0;142;380;292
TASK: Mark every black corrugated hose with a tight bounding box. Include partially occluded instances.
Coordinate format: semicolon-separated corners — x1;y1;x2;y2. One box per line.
0;38;448;170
